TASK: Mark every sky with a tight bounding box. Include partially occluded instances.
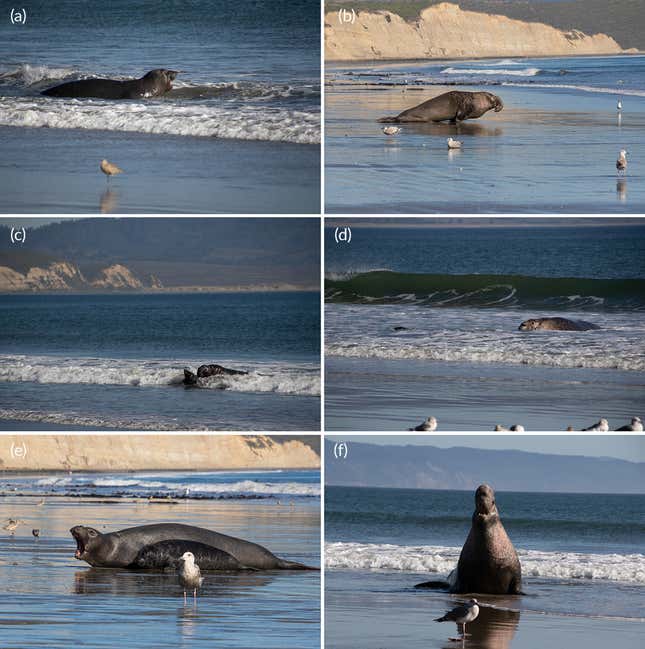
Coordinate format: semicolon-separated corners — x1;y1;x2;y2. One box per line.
327;435;645;463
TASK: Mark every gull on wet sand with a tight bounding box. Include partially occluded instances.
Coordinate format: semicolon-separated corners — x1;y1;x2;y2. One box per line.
100;159;124;180
178;551;203;604
409;416;437;431
616;150;627;174
582;418;609;432
3;519;23;534
494;424;524;432
382;126;401;136
32;529;40;538
447;137;462;149
617;99;622;111
435;598;479;639
615;416;643;432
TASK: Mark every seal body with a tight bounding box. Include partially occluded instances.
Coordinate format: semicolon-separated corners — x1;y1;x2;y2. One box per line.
130;540;250;571
71;523;316;570
378;91;503;124
519;317;600;331
42;69;178;99
183;364;249;386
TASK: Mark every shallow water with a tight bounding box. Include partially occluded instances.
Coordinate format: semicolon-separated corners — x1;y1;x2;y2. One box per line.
325;56;645;213
0;473;320;649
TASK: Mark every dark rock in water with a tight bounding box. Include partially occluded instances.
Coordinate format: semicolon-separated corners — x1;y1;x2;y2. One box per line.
393;326;408;331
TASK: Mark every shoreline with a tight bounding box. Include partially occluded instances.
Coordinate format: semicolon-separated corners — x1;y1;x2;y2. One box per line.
0;286;320;295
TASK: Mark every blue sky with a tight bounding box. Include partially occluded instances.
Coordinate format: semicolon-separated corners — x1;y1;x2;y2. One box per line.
328;435;645;463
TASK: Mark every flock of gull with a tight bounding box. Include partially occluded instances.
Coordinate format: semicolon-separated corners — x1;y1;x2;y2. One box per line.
409;416;643;432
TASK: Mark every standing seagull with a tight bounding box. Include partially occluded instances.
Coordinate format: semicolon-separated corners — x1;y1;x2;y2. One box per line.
617;99;622;111
435;598;479;639
3;519;23;535
409;416;437;431
615;416;643;431
616;150;627;175
382;126;401;136
447;137;462;149
100;159;124;181
178;551;203;604
582;418;609;432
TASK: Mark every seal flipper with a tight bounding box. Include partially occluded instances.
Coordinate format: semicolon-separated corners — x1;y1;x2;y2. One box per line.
183;369;197;385
414;579;450;590
276;558;320;570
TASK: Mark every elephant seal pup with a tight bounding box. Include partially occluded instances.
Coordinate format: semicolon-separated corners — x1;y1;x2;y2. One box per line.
71;523;317;570
519;317;600;331
42;69;178;99
129;540;254;571
378;90;503;124
183;363;249;386
416;484;522;594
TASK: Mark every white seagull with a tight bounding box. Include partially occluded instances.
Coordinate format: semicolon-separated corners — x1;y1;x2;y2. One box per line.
409;416;438;431
616;150;627;174
178;551;203;604
382;126;401;136
435;598;480;639
582;418;609;432
447;137;462;149
617;99;622;111
615;416;643;432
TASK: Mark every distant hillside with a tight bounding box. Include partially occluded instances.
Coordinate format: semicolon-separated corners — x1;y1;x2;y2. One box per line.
325;440;645;493
328;1;644;50
0;219;320;289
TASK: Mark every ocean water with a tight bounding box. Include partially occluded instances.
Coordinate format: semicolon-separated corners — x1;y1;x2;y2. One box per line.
0;470;320;649
0;0;320;212
325;486;645;649
0;292;321;430
326;55;645;212
325;224;645;431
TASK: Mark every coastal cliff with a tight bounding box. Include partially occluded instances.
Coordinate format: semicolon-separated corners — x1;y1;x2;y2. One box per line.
325;2;628;61
0;435;321;471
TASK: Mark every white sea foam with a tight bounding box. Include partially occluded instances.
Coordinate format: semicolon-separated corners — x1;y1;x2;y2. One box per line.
0;355;320;396
502;82;645;97
441;67;540;77
0;97;320;144
325;542;645;584
0;63;77;86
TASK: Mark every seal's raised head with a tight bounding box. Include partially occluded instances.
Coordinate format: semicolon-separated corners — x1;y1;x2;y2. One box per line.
144;69;179;92
474;484;497;517
518;319;539;331
70;525;102;562
487;92;504;112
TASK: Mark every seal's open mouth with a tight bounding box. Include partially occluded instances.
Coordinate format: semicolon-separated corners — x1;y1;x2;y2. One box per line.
70;526;86;560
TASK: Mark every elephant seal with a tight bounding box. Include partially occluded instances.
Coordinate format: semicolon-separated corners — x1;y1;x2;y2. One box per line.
378;91;503;124
519;317;600;331
129;540;254;571
183;363;249;386
416;484;522;594
42;69;178;99
71;523;317;570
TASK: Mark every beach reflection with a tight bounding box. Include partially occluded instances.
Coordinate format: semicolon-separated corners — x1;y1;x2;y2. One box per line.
99;188;119;213
439;604;520;649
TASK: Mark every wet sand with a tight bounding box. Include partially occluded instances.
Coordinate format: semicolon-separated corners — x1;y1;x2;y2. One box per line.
0;495;320;649
325;570;643;649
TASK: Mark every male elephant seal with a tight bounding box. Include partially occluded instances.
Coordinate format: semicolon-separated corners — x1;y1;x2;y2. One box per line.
129;540;254;571
519;317;600;331
71;523;318;570
378;91;503;124
42;69;178;99
416;484;522;594
183;363;249;386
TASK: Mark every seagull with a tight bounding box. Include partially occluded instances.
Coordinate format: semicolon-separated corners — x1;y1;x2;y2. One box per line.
616;150;627;174
447;137;462;149
435;598;480;639
617;99;622;111
178;551;203;604
615;416;643;432
100;159;124;181
32;529;40;538
382;126;401;136
494;424;524;432
582;418;609;432
3;519;23;535
409;416;437;431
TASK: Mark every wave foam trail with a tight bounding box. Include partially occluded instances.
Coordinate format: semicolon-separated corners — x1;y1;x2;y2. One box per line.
325;542;645;584
0;97;320;144
502;82;645;97
441;67;540;77
0;355;320;396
